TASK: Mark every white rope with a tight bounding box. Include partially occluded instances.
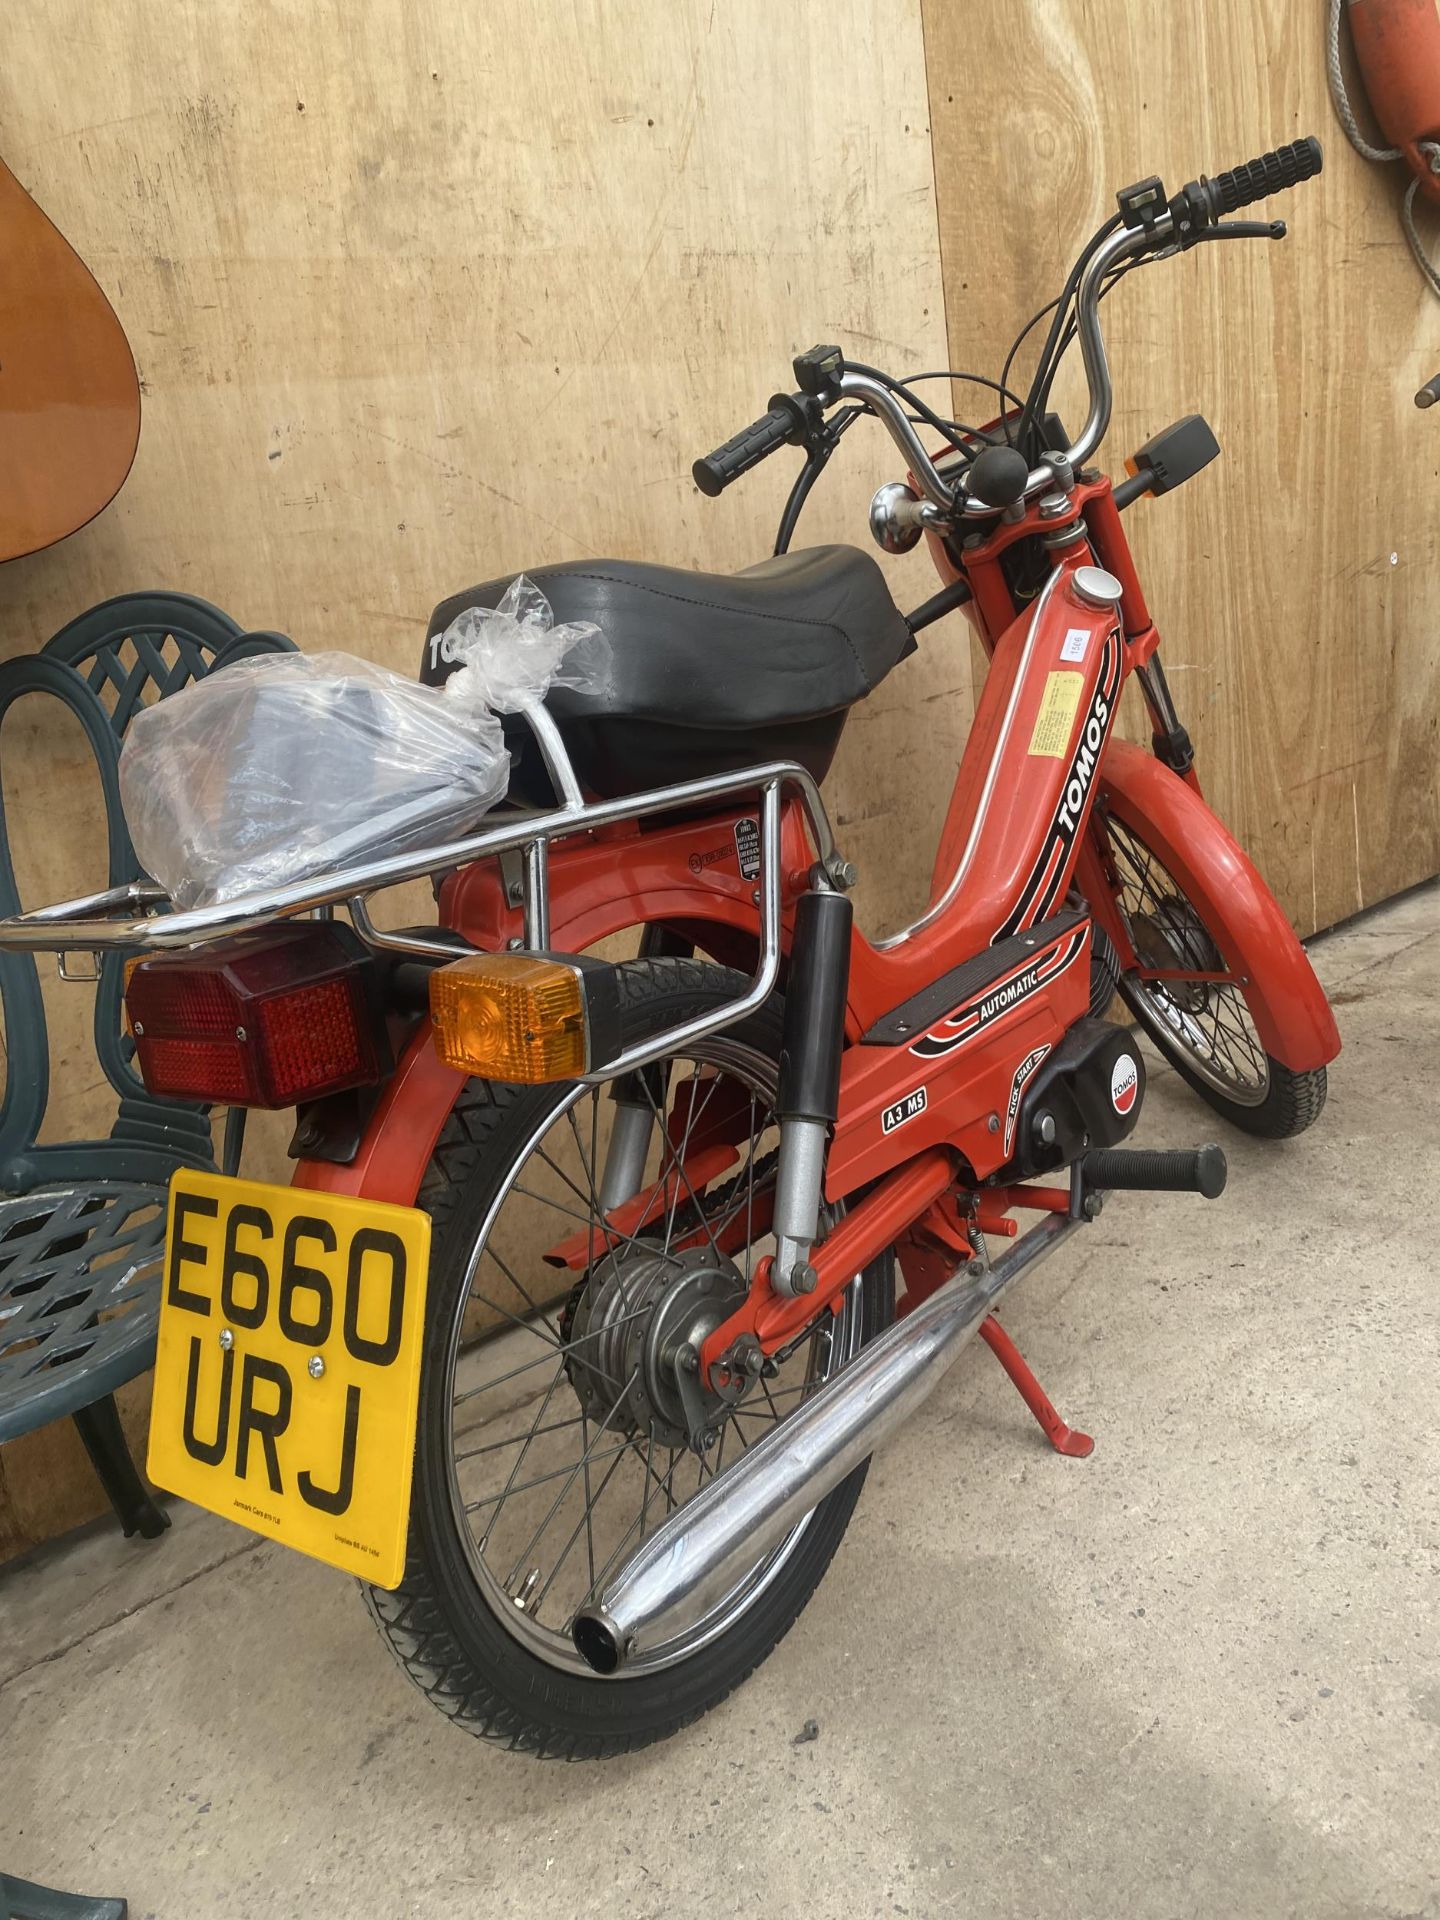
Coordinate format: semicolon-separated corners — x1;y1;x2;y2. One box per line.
1327;0;1440;299
1327;0;1401;161
1402;162;1440;297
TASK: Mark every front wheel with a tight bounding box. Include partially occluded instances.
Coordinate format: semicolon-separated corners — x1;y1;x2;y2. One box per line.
365;957;893;1758
1095;810;1327;1139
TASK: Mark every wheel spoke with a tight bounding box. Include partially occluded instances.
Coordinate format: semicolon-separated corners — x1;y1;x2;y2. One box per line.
530;1433;634;1614
452;1301;655;1408
580;1406;597;1597
639;1074;726;1265
1103;814;1268;1106
453;1413;586;1465
474;1247;563;1345
463;1441;633;1514
659;1063;702;1254
439;1028;866;1673
636;1428;659;1540
502;1367;639;1586
480;1355;572;1543
576;1441;684;1615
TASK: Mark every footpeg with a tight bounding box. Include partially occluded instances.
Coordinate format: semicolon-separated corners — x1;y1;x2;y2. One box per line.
1081;1144;1227;1199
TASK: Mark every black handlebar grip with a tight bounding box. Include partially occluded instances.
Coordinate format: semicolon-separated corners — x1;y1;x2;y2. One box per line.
693;403;797;497
1081;1144;1228;1200
1203;136;1323;219
1415;373;1440;410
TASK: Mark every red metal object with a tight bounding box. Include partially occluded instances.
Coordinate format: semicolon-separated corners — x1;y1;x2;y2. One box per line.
699;1148;955;1376
1093;741;1340;1070
824;917;1092;1199
982;1184;1071;1215
1137;967;1241;987
1348;0;1440;205
437;800;816;962
979;1315;1094;1458
1083;482;1153;637
286;469;1337;1413
293;1019;463;1204
894;1182;1069;1320
895;1222;961;1317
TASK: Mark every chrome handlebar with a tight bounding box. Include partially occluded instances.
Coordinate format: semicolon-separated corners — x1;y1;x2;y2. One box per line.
834;370;955;508
843;212;1172;521
1055;217;1163;476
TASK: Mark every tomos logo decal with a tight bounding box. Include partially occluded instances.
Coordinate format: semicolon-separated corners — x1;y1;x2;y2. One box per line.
1057;685;1113;834
1111;1053;1139;1115
910;923;1088;1060
994;628;1123;943
1003;1044;1051;1153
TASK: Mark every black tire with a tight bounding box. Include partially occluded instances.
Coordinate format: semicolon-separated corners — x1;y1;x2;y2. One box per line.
1099;810;1328;1141
364;956;893;1759
1128;1018;1328;1140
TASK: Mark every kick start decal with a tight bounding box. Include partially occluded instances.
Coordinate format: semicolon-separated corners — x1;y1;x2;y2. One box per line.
994;627;1123;943
1003;1044;1052;1154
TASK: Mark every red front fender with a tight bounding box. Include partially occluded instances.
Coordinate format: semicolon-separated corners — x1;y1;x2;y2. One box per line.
1083;740;1340;1072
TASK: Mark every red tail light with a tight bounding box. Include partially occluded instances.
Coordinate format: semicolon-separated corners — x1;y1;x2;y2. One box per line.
125;924;391;1108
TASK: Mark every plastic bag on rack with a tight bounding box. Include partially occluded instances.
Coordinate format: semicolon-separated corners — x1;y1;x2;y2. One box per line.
119;577;611;910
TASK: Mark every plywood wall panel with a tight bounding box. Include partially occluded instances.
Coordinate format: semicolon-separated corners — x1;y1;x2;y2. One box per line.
0;0;954;1552
0;0;958;1101
922;0;1440;935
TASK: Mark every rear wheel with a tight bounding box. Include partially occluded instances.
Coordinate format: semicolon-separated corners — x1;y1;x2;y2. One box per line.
365;957;893;1757
1096;811;1327;1139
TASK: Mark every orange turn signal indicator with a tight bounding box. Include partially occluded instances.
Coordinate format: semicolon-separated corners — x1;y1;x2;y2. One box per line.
430;952;592;1083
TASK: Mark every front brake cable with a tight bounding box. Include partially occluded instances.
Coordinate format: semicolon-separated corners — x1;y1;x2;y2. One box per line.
773;404;863;555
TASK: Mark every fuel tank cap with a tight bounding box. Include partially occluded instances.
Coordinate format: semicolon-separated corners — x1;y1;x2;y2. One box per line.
1071;565;1123;610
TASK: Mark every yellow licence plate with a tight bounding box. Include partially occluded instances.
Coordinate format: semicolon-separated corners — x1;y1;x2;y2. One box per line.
148;1169;431;1588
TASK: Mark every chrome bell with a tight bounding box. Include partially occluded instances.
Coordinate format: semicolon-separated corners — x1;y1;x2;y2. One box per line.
868;480;925;554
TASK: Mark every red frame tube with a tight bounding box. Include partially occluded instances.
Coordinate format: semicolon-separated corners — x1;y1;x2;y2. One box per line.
700;1148;955;1374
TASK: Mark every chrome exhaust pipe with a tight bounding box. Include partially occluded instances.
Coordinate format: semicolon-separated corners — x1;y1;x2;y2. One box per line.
572;1209;1084;1674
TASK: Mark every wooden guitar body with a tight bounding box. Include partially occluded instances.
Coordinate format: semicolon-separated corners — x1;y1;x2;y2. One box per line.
0;156;141;562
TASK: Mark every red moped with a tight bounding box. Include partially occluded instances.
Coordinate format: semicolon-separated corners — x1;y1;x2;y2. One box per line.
2;136;1338;1757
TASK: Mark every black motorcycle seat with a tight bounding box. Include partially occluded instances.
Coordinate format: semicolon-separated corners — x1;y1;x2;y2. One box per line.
422;546;914;802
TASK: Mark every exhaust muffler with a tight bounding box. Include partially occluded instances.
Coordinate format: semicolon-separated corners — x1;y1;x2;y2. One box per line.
572;1208;1083;1674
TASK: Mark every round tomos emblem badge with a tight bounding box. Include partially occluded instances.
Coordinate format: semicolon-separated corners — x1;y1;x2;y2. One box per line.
1111;1053;1139;1115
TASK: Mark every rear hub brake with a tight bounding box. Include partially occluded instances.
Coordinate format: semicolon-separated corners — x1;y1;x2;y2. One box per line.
564;1244;747;1452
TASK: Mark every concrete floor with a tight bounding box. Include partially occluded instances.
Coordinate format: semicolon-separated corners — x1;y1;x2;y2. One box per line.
4;883;1439;1920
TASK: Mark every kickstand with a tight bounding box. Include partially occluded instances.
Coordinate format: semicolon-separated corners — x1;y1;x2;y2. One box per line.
978;1315;1094;1458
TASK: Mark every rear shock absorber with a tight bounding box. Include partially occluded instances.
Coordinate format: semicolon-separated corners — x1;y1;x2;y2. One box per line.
771;884;852;1297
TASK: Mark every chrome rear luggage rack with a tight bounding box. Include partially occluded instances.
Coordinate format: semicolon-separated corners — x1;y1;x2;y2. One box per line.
0;709;845;1082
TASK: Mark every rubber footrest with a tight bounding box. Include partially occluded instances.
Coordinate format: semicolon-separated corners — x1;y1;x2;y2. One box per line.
1081;1144;1227;1199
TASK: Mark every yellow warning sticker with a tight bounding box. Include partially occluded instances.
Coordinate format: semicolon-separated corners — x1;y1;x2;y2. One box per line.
1027;671;1084;758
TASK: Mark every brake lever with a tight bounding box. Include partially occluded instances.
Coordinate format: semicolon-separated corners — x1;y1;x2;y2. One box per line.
1170;216;1285;256
1201;218;1288;242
